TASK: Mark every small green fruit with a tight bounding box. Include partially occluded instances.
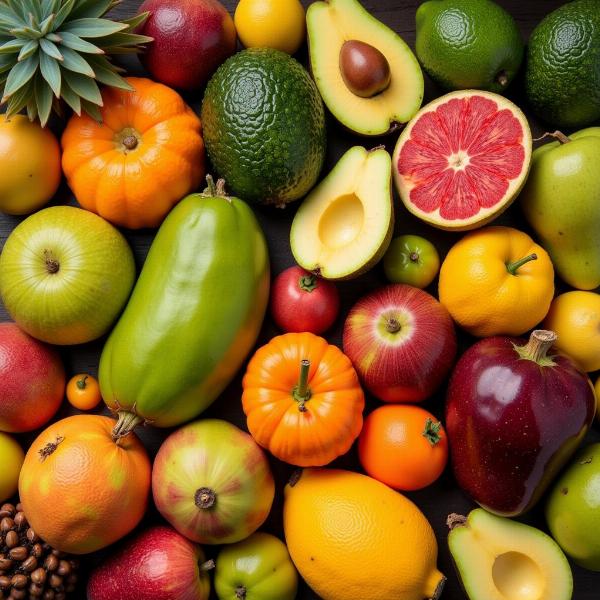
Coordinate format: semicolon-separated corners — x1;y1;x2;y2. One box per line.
383;235;440;288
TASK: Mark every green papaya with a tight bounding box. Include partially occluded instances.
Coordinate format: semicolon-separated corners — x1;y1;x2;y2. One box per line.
99;178;270;431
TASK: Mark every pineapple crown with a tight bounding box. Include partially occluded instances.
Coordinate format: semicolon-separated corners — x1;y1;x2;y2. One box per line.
0;0;152;126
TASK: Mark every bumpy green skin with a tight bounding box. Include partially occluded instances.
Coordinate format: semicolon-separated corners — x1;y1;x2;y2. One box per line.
415;0;523;93
546;443;600;571
201;48;327;206
525;0;600;128
99;188;270;427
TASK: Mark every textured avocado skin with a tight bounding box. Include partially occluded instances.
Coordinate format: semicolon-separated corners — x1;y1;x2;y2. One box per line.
201;48;327;205
525;0;600;128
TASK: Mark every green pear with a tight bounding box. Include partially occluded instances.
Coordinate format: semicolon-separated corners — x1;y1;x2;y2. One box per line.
546;443;600;571
520;127;600;290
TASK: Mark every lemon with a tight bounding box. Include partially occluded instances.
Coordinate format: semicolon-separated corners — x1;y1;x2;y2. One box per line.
0;432;24;502
234;0;306;55
283;468;445;600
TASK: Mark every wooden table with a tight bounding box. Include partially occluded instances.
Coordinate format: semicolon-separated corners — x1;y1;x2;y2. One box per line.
1;0;598;598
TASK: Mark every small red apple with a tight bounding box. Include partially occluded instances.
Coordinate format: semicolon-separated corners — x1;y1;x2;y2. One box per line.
87;525;211;600
137;0;237;91
342;284;457;403
0;323;65;432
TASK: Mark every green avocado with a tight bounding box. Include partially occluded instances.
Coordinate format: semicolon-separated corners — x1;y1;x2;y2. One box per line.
201;48;327;206
525;0;600;128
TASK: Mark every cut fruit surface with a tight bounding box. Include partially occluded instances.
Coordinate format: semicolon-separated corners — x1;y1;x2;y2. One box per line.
393;90;532;231
448;509;572;600
307;0;424;136
290;146;393;280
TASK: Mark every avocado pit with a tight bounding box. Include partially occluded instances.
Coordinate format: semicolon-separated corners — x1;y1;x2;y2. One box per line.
339;40;391;98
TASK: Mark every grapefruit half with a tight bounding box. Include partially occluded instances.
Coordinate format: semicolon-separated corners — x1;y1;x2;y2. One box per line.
393;90;532;231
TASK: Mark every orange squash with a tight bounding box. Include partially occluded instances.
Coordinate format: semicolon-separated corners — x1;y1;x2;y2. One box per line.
242;332;365;467
61;77;205;229
18;415;151;554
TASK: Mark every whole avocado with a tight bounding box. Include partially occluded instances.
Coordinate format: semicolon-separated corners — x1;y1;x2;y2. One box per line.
525;0;600;128
201;48;327;206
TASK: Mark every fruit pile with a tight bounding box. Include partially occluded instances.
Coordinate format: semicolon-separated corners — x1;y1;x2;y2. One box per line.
0;0;599;599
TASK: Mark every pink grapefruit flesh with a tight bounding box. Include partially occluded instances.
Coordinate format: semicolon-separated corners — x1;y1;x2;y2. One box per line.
393;90;532;231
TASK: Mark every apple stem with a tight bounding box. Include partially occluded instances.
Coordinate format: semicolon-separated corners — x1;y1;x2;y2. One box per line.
446;513;467;530
422;418;442;446
506;253;537;275
534;130;572;145
292;360;312;412
518;329;557;364
235;586;247;599
299;274;318;292
111;410;144;442
386;318;401;334
495;70;509;87
194;487;217;510
199;559;215;571
76;375;88;390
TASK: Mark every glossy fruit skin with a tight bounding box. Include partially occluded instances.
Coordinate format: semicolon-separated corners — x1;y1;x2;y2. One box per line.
439;226;554;337
99;186;269;428
0;206;135;346
543;291;600;373
19;415;151;554
62;77;205;229
152;419;275;545
138;0;236;91
214;532;298;600
235;0;305;55
383;234;440;288
358;405;448;491
446;333;596;516
283;468;445;600
66;374;101;411
525;0;600;128
270;266;340;334
88;525;210;600
0;323;65;432
546;443;600;571
0;115;61;215
415;0;524;93
0;432;24;502
242;332;365;467
343;284;457;403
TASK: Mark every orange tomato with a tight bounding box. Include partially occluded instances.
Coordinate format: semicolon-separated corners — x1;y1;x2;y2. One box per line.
66;374;102;410
358;405;448;491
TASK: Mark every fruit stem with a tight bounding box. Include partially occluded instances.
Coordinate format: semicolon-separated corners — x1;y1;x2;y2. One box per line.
495;70;508;87
111;410;144;441
292;359;312;411
299;274;318;292
236;586;247;600
199;559;215;571
122;135;138;150
76;375;88;390
203;175;231;202
446;513;467;530
422;418;442;446
386;318;401;334
195;487;217;510
506;253;537;275
44;249;59;274
518;329;557;364
534;130;572;145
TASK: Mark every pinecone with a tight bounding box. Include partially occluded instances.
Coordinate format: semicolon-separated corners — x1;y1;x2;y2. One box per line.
0;503;78;600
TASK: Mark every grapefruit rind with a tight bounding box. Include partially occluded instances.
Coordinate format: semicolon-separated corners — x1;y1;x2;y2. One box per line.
392;90;532;231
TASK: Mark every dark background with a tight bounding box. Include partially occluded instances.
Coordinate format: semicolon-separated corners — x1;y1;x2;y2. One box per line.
1;0;599;598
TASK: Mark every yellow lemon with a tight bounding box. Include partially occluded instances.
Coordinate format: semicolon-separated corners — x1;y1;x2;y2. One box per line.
283;468;445;600
234;0;306;55
543;291;600;372
0;432;24;502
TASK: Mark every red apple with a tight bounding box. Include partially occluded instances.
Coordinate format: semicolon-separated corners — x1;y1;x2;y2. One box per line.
0;323;65;432
342;284;457;403
446;329;595;516
137;0;237;91
87;525;210;600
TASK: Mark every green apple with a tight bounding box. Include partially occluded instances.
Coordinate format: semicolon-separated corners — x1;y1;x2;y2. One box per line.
0;206;135;345
383;234;440;288
546;443;600;571
0;432;24;502
520;128;600;290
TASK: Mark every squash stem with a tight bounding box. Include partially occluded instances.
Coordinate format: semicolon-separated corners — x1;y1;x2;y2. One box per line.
506;253;537;275
293;359;312;411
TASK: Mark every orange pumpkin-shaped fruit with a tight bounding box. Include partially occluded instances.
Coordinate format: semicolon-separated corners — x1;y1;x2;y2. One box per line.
242;332;365;467
61;77;205;229
18;415;151;554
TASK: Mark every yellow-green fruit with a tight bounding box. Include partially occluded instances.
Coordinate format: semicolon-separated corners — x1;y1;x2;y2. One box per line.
0;432;24;502
283;468;445;600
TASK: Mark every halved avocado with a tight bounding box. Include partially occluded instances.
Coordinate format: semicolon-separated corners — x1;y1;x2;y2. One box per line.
290;146;393;280
307;0;424;136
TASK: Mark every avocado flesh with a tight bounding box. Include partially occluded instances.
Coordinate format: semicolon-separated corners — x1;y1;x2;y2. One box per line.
307;0;424;136
290;146;393;280
448;509;572;600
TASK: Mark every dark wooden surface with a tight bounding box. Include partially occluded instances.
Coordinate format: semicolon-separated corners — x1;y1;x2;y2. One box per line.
1;0;599;598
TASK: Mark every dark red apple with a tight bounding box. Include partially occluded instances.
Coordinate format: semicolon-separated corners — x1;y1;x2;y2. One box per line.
87;525;211;600
137;0;237;90
342;284;457;403
446;329;595;517
0;323;65;432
